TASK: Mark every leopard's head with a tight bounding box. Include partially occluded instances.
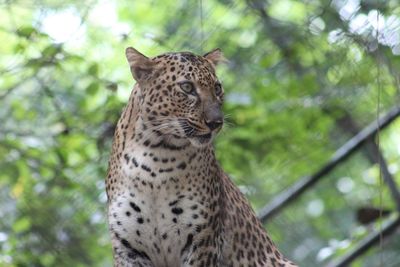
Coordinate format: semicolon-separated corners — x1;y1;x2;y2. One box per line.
126;47;225;148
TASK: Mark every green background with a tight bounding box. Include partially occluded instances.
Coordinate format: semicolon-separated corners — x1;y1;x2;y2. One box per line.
1;0;400;266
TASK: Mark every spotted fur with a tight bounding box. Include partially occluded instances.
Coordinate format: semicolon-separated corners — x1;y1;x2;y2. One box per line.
106;47;297;267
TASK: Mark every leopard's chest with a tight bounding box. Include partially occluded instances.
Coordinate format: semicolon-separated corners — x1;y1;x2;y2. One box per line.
109;145;209;266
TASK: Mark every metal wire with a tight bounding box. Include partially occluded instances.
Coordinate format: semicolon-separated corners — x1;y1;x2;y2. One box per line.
375;7;384;267
199;0;204;53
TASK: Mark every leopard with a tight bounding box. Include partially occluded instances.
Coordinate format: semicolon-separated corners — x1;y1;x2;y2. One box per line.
105;46;297;267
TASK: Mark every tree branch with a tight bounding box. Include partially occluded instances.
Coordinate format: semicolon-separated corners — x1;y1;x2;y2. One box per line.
258;105;400;222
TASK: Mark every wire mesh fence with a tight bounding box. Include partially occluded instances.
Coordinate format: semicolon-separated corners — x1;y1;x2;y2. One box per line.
1;0;400;266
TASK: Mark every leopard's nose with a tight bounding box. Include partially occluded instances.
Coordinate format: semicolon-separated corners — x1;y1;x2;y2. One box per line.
204;102;223;130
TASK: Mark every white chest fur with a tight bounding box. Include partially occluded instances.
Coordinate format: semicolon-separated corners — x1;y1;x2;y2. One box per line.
109;144;206;266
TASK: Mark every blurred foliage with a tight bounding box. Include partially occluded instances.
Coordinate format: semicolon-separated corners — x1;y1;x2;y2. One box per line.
0;0;400;266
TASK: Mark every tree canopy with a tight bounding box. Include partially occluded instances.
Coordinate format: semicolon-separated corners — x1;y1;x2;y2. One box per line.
1;0;400;266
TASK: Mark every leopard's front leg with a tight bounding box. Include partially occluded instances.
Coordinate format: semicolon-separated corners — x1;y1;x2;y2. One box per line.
181;233;222;267
111;233;155;267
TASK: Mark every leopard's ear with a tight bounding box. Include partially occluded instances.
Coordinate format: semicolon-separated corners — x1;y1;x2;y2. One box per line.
203;48;226;66
125;47;157;82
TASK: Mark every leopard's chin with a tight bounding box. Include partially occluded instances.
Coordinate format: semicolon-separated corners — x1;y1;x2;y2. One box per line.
188;132;214;147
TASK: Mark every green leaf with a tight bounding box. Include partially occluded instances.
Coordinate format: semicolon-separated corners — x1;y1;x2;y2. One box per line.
42;44;61;58
12;217;31;233
88;63;99;76
16;26;37;38
86;82;100;95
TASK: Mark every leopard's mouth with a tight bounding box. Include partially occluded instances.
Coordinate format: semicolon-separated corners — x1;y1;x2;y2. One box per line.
179;119;215;146
180;120;209;137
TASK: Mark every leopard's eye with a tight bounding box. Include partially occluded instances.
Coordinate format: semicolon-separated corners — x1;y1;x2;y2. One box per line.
215;83;223;95
179;81;195;95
